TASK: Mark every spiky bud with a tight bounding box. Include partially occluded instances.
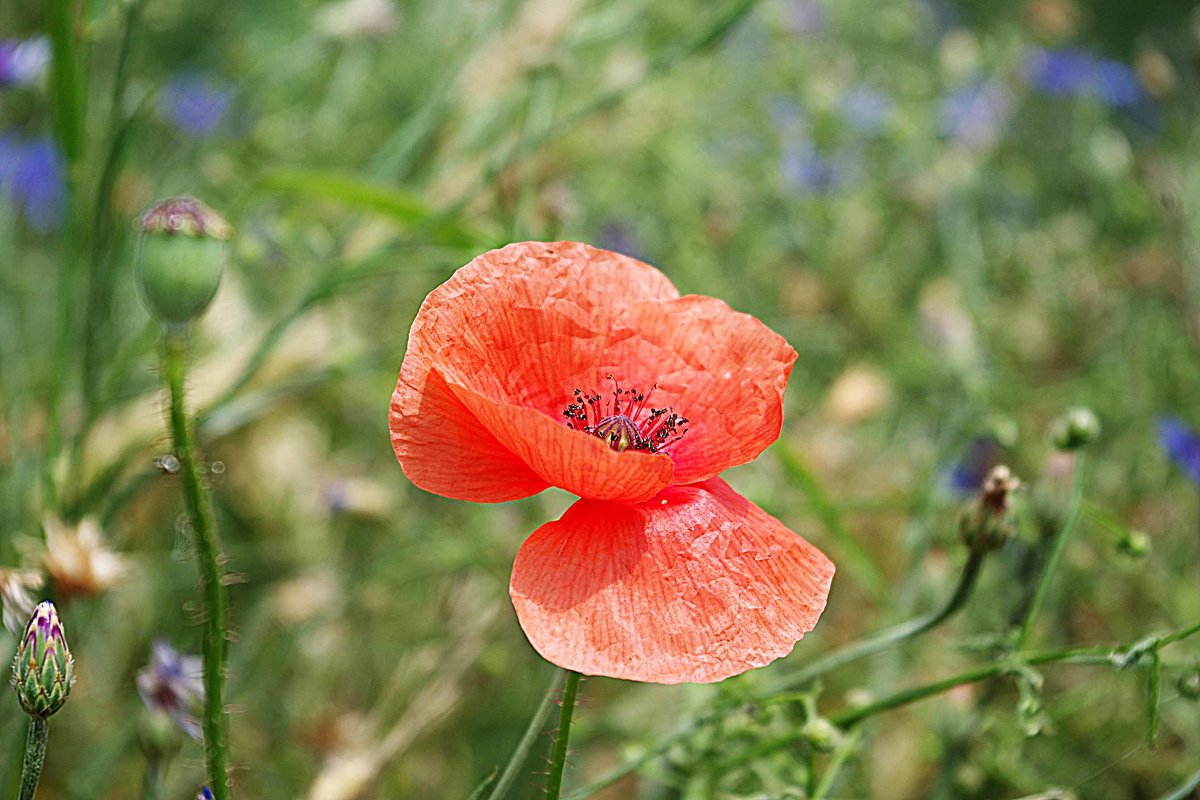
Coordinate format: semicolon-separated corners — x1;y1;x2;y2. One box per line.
1050;407;1100;451
11;601;74;719
135;196;231;325
959;465;1022;553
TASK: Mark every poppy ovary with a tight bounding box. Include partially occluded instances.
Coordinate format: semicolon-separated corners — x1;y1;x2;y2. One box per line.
561;378;688;454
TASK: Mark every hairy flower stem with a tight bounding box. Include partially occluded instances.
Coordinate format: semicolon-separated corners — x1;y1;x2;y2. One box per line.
141;758;163;800
163;330;230;800
483;671;566;800
768;548;988;694
18;719;48;800
546;670;582;800
1015;453;1087;650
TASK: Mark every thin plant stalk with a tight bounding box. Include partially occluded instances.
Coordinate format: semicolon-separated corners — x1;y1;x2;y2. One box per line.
1015;453;1087;649
483;670;567;800
17;719;48;800
546;670;582;800
163;330;230;800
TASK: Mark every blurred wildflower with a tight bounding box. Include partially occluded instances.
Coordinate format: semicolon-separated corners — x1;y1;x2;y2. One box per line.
959;465;1022;553
0;37;50;87
781;140;850;195
1024;48;1146;108
41;515;127;599
840;86;892;134
939;79;1014;152
137;640;204;740
0;135;66;231
0;568;42;636
11;601;74;719
1158;417;1200;484
823;363;892;424
390;242;834;683
322;478;393;518
161;73;233;137
946;437;1001;496
918;278;980;367
783;0;827;37
596;221;645;261
197;788;215;800
316;0;397;40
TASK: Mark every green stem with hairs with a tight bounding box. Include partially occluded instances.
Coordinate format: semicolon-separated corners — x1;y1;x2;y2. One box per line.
17;719;48;800
1015;453;1087;650
483;670;567;800
163;330;230;800
546;670;582;800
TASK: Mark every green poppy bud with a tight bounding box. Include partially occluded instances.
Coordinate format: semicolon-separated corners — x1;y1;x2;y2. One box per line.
800;716;841;753
10;601;74;719
1050;407;1100;452
135;196;231;325
959;465;1022;553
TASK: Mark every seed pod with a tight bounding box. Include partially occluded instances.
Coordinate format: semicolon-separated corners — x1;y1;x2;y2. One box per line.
135;196;231;325
10;601;74;719
959;465;1022;553
1050;407;1100;451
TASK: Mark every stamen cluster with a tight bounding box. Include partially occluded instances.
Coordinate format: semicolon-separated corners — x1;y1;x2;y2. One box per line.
562;377;688;453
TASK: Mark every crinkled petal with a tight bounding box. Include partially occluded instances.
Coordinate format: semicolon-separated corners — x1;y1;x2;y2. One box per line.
391;358;548;502
509;478;834;683
392;241;681;501
610;296;797;484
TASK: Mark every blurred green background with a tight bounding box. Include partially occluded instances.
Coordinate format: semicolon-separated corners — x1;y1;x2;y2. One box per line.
2;0;1200;797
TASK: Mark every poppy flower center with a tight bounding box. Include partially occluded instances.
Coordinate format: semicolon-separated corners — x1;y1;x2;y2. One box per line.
562;378;688;454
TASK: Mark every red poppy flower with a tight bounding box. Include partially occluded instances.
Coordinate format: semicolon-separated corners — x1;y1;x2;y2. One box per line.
390;241;834;683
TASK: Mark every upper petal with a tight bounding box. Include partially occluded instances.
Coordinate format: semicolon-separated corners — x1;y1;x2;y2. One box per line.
509;478;834;683
610;296;797;484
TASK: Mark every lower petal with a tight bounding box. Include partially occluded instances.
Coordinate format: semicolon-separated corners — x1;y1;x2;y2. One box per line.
509;478;835;683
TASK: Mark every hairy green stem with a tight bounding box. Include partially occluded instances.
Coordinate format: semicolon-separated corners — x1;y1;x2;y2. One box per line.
483;670;567;800
546;670;582;800
769;548;988;694
1015;453;1087;649
18;719;48;800
163;331;230;800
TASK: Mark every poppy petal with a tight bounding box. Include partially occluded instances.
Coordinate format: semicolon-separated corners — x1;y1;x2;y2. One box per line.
391;357;549;502
509;478;834;683
444;375;675;503
609;295;797;484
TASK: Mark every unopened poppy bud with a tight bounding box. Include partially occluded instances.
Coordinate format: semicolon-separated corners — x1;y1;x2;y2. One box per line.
800;716;841;752
1116;529;1151;558
10;601;74;719
959;465;1021;553
1050;407;1100;451
135;196;231;325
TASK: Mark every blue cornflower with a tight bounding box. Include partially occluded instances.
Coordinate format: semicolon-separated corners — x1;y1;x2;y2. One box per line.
0;37;50;88
0;135;66;231
840;86;892;134
1024;47;1146;109
197;789;214;800
946;437;1000;496
940;79;1013;151
136;639;205;739
781;140;842;194
1159;418;1200;484
161;73;233;137
597;221;645;261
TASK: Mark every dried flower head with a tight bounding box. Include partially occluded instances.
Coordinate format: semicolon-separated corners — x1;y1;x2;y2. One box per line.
136;640;204;740
42;515;127;599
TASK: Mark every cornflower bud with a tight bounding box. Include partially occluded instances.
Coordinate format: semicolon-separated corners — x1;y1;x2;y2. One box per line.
1050;407;1100;451
10;601;74;719
959;465;1022;553
135;196;231;325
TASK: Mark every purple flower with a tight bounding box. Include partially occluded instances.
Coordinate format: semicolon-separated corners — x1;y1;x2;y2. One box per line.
940;79;1014;151
597;221;645;261
0;135;66;231
784;0;827;37
840;87;892;134
946;437;1001;496
136;639;205;739
197;789;214;800
1024;48;1146;109
161;73;233;137
0;37;50;88
1159;418;1200;485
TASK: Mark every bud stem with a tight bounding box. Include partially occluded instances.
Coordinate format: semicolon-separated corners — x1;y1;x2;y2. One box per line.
1015;452;1087;650
17;719;48;800
545;670;582;800
162;331;230;800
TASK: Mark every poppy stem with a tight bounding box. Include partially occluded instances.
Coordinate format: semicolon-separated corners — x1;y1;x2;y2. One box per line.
17;719;48;800
162;329;231;800
1014;452;1087;650
545;670;582;800
482;670;566;800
